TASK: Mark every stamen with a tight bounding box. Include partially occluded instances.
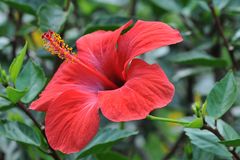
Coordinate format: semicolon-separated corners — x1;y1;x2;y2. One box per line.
41;30;119;89
42;30;74;62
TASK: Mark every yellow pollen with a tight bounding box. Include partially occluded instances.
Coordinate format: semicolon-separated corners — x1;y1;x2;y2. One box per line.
42;30;75;62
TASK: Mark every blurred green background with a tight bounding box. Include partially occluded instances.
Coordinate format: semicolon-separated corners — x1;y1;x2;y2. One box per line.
0;0;240;160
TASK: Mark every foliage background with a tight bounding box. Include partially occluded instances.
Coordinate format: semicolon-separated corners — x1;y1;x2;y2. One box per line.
0;0;240;160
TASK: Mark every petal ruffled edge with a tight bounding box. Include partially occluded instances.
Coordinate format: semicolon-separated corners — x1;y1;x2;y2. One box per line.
117;20;183;79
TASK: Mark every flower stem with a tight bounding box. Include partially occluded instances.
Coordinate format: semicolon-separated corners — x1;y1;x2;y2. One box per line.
146;115;190;125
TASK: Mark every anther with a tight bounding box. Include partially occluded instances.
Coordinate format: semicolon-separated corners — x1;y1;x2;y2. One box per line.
42;30;75;62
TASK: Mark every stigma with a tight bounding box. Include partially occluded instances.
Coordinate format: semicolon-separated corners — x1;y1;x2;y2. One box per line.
42;30;74;61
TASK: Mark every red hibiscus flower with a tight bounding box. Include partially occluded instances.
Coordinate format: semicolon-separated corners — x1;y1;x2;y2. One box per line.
30;20;183;153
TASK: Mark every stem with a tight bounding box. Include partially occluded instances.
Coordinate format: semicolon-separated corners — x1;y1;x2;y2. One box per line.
64;0;71;11
129;0;137;17
119;122;125;130
208;1;239;70
17;102;61;160
201;122;240;160
163;132;186;160
146;115;190;125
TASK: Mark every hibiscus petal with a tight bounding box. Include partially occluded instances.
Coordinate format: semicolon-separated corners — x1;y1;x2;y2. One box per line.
117;20;183;78
30;61;104;111
45;90;99;154
76;20;132;83
98;59;174;122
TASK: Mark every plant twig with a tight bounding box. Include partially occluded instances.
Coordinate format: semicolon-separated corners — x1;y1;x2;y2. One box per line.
201;123;240;160
163;132;186;160
17;102;61;160
64;0;71;11
208;1;239;70
129;0;137;17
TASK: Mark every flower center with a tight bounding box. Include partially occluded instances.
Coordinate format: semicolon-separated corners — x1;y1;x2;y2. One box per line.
42;30;119;89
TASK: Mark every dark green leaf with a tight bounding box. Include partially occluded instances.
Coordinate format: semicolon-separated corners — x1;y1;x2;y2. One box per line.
76;128;138;158
9;42;27;84
213;0;230;11
150;0;181;13
83;16;130;34
206;71;238;118
172;67;211;82
0;96;12;110
6;86;28;104
91;16;130;26
169;51;227;68
185;128;231;158
96;151;129;160
84;25;120;35
1;0;47;14
38;3;72;32
204;116;216;128
217;119;239;140
219;139;240;147
16;59;46;103
192;145;215;160
232;29;240;41
0;120;41;146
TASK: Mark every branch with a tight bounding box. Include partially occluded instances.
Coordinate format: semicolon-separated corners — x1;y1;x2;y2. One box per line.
129;0;137;17
17;102;61;160
208;1;239;70
201;123;240;160
64;0;71;11
163;132;186;160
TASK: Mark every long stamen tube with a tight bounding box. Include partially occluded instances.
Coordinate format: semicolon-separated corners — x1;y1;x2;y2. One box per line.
42;30;74;61
42;30;118;89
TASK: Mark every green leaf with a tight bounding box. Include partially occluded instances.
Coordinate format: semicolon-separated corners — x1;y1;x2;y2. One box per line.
192;145;215;160
96;151;129;160
16;59;46;103
169;51;227;68
232;28;240;41
38;4;72;32
84;25;120;35
76;128;138;158
206;71;238;118
6;86;28;104
185;128;232;158
1;0;47;15
150;0;181;13
83;16;130;34
172;67;211;82
204;116;216;128
9;42;28;84
0;96;12;111
0;65;9;85
213;0;230;11
219;139;240;147
0;120;41;146
217;119;239;140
